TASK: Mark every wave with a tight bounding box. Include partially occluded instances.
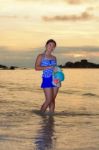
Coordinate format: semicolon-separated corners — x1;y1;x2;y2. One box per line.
60;90;99;98
59;89;80;95
82;93;99;97
32;110;99;117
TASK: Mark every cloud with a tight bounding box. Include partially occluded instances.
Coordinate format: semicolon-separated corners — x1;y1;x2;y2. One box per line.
0;15;18;19
33;46;99;65
66;0;85;4
65;0;96;5
16;0;58;3
0;15;31;20
43;10;94;22
65;0;94;5
0;46;34;67
0;46;99;67
16;0;95;4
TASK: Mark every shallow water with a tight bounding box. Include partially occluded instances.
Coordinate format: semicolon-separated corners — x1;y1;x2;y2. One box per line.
0;69;99;150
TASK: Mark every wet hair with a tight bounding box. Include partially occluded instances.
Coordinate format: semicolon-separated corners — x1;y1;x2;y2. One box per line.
45;39;56;47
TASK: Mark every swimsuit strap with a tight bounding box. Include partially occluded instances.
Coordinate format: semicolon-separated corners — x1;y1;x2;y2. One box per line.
42;51;54;60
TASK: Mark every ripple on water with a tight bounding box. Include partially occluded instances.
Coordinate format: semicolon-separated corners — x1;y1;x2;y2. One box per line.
82;93;99;97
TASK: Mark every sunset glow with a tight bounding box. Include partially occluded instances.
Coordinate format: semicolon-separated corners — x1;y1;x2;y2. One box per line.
0;0;99;66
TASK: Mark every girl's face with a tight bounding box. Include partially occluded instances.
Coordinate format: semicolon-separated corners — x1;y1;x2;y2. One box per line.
46;42;56;53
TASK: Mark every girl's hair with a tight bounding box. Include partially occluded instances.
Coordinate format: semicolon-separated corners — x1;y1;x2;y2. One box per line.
45;39;56;47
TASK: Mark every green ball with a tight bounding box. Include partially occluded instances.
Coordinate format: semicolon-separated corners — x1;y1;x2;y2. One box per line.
54;72;65;81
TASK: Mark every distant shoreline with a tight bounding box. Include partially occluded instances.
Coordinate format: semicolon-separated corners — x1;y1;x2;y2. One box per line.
0;65;29;70
59;59;99;69
0;59;99;70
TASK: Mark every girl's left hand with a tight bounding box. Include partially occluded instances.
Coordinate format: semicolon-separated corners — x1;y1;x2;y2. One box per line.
53;66;58;72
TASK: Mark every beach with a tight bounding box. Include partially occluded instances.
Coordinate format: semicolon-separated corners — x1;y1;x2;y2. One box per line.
0;69;99;150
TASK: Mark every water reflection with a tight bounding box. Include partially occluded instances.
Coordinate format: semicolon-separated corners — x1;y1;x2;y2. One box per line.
35;115;55;150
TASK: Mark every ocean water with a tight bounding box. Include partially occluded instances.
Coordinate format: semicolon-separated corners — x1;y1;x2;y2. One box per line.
0;69;99;150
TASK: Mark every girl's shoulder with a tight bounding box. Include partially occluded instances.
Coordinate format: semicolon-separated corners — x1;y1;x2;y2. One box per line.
35;53;44;62
51;55;57;60
37;53;44;58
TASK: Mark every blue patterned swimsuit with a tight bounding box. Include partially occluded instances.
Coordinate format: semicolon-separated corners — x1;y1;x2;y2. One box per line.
40;53;57;88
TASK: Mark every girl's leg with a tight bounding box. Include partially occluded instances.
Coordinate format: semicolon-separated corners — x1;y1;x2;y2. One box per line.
40;88;53;112
49;87;59;112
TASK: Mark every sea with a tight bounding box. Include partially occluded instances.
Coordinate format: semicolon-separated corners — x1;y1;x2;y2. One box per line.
0;69;99;150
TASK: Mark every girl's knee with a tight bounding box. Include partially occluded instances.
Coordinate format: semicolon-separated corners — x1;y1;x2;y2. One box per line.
46;98;54;105
46;100;52;105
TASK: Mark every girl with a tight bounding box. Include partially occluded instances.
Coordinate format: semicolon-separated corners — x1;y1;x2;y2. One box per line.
35;39;60;113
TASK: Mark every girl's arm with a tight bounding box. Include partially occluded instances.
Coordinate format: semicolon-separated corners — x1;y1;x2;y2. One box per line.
35;54;53;71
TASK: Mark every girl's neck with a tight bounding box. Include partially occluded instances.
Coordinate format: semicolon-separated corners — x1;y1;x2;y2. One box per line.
44;51;51;57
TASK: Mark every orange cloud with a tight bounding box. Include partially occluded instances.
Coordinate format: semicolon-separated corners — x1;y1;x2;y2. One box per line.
66;0;84;4
65;0;94;5
17;0;89;4
43;11;93;22
0;15;18;19
0;15;31;20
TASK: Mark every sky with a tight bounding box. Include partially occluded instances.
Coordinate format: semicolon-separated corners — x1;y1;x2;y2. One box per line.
0;0;99;67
